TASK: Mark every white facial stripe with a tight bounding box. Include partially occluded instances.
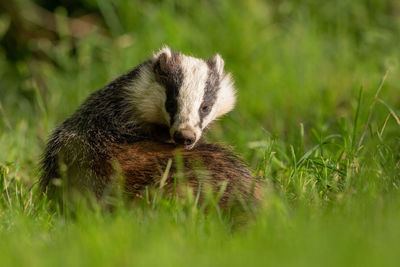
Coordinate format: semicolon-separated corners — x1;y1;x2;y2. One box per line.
173;56;209;134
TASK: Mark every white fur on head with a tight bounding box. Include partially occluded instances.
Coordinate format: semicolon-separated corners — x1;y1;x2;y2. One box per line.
215;73;236;117
170;55;209;147
170;53;236;149
127;65;170;125
152;46;172;62
211;54;225;76
198;72;236;131
127;47;236;149
125;49;173;125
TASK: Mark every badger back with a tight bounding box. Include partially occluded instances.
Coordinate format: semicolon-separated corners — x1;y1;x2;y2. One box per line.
111;141;262;208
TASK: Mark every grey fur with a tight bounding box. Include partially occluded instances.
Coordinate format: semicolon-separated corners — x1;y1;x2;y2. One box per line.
40;61;165;193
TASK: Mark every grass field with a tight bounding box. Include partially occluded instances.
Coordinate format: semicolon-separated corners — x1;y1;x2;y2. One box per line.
1;0;400;266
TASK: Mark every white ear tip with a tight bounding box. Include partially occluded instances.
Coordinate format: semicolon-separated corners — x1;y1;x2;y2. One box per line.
213;54;225;73
153;46;172;59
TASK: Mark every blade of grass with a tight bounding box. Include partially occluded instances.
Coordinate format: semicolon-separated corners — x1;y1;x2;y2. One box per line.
159;159;172;189
379;114;391;137
352;86;363;152
377;98;400;126
357;70;389;150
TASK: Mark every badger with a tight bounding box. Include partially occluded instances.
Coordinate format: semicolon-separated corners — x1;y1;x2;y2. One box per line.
40;46;261;207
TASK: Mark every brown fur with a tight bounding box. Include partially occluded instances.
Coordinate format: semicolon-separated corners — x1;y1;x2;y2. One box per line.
51;141;263;208
110;142;263;208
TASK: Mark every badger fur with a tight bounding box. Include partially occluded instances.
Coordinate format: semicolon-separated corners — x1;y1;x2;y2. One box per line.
40;47;260;206
110;141;262;207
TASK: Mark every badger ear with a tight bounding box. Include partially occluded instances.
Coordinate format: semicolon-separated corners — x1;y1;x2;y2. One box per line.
208;54;225;76
153;46;172;73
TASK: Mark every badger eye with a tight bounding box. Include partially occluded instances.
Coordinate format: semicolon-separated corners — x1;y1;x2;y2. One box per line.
201;105;210;113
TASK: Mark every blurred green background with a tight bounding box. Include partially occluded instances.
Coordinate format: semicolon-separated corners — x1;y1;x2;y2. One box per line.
0;0;399;266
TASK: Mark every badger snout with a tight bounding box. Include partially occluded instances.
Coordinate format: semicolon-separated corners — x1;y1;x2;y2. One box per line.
173;128;197;149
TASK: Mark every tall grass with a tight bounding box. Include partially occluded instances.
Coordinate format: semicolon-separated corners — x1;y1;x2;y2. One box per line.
0;0;400;266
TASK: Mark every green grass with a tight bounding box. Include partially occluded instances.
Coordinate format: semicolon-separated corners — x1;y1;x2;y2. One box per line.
1;0;400;266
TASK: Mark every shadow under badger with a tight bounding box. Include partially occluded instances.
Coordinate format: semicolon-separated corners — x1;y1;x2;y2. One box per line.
40;47;262;207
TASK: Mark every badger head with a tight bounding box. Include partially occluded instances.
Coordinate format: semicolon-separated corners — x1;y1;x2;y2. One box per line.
140;46;236;150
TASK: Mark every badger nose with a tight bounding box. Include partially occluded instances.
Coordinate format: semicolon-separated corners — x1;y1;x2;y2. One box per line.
173;129;196;147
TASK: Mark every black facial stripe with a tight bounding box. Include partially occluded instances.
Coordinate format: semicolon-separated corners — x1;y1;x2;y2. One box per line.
199;63;220;128
153;52;183;126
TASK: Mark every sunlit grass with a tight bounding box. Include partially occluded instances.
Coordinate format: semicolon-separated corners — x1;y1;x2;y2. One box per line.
0;0;399;266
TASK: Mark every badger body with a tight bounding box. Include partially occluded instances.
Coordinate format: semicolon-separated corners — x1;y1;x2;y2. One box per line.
40;47;260;206
109;141;261;207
